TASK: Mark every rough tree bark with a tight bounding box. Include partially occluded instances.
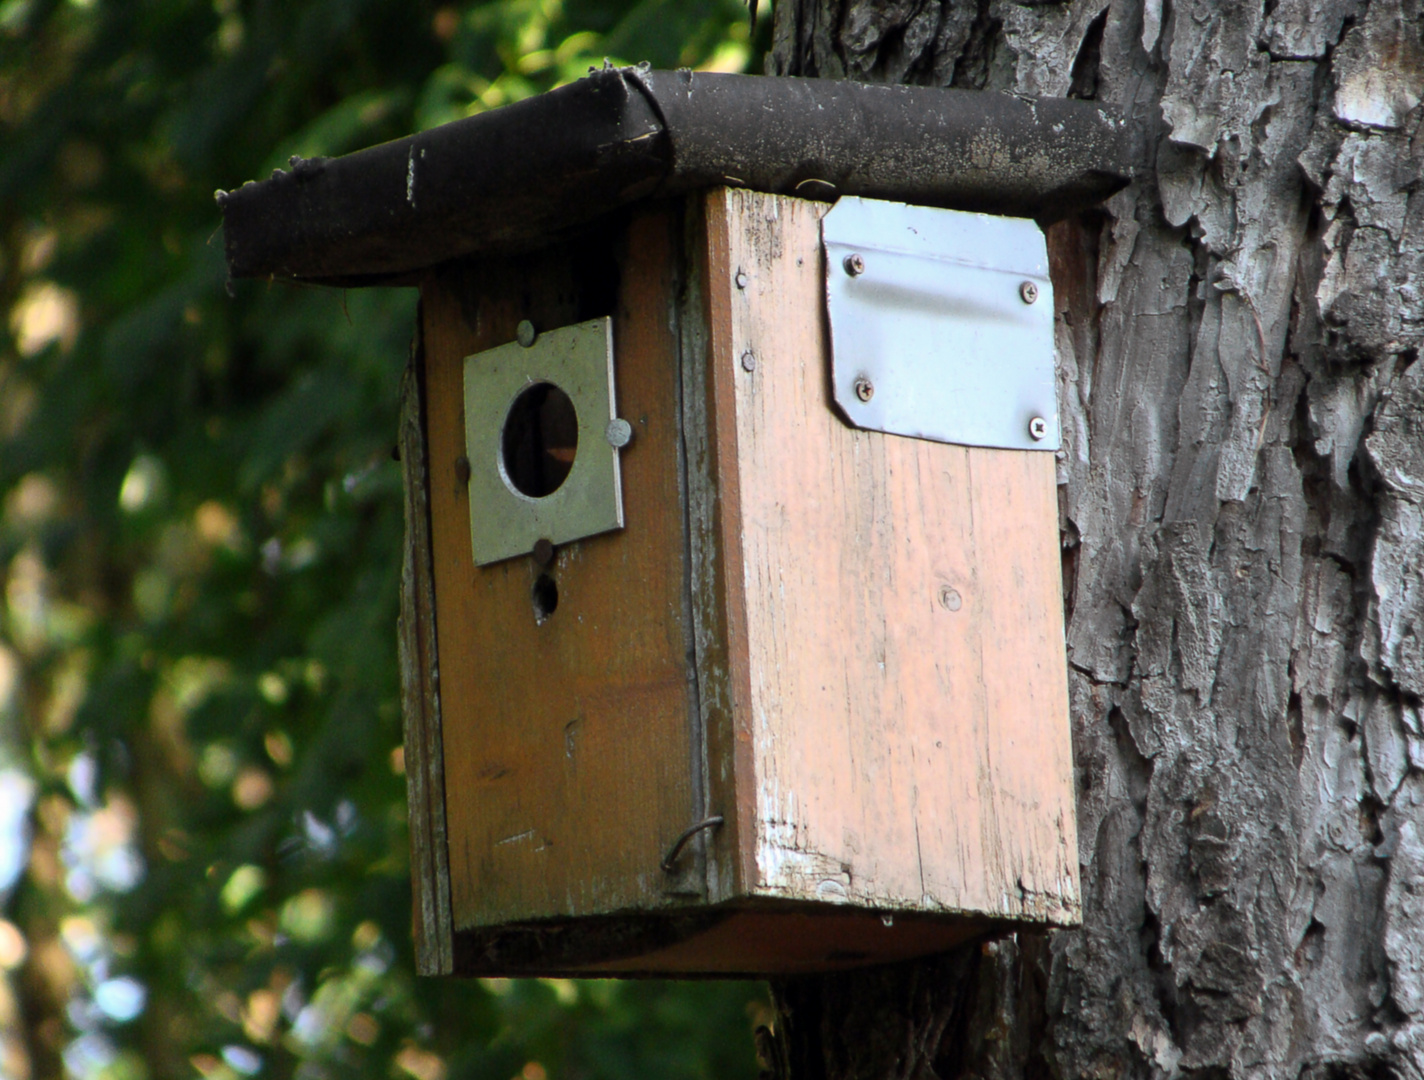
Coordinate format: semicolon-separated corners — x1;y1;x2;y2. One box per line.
762;2;1424;1079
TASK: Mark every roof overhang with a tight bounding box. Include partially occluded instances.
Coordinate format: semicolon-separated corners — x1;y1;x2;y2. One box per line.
219;69;1131;287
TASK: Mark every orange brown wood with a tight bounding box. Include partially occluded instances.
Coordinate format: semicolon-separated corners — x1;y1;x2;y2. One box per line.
421;207;703;931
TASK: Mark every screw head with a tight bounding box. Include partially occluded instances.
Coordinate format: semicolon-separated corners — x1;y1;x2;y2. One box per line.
735;269;749;290
843;253;866;277
853;377;875;403
741;350;757;373
532;538;555;566
1028;417;1048;441
606;418;633;448
516;319;537;347
938;585;962;612
454;455;471;484
1019;281;1039;305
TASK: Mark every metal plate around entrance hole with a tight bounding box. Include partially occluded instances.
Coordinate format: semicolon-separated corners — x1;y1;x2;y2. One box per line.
463;317;624;566
823;196;1059;452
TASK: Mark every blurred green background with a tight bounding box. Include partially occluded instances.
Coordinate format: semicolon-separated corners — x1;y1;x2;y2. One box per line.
0;1;772;1077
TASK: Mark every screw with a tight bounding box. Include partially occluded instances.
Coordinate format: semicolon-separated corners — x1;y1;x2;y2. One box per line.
1028;417;1048;441
843;253;866;277
853;377;875;402
532;538;555;566
454;455;471;483
938;585;962;612
735;269;749;290
1019;281;1039;304
741;350;757;373
606;418;633;448
516;319;537;347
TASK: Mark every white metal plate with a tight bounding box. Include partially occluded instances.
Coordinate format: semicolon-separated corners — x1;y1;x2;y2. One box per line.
462;317;623;566
822;196;1059;451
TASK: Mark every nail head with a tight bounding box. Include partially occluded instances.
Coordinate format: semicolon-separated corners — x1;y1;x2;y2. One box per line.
516;319;537;347
606;418;633;448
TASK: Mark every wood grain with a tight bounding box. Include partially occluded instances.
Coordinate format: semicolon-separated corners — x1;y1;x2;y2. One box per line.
398;333;454;975
705;188;1080;924
683;194;759;903
421;207;702;930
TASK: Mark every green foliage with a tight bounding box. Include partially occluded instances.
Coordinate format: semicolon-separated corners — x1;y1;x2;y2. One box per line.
0;1;772;1078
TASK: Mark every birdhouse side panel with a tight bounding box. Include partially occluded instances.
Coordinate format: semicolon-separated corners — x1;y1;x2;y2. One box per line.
706;187;1081;924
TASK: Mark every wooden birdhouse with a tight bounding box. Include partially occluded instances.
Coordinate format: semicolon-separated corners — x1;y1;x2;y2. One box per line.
219;69;1129;977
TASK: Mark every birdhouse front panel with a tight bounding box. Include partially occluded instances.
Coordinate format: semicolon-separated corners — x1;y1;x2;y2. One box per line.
420;208;704;933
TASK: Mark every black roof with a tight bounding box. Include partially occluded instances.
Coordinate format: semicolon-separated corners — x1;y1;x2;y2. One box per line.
218;68;1130;287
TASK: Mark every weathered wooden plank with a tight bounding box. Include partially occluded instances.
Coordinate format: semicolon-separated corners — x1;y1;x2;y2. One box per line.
421;207;701;930
691;191;760;901
707;188;1079;922
398;329;454;975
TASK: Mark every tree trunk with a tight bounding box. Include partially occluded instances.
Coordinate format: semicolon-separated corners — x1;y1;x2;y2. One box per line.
762;2;1424;1079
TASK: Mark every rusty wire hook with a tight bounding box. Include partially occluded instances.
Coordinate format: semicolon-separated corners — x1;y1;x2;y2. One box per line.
660;814;724;873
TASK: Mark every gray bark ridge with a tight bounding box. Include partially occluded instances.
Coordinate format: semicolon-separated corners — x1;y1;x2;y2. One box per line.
769;2;1424;1079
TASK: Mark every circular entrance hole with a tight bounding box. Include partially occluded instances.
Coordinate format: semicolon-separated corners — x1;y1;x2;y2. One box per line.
501;383;578;498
